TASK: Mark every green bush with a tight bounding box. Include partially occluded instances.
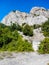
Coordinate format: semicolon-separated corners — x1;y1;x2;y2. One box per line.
0;23;34;52
22;24;33;36
41;19;49;37
4;40;34;52
10;23;22;31
33;24;41;29
0;36;34;52
38;38;49;54
0;23;6;28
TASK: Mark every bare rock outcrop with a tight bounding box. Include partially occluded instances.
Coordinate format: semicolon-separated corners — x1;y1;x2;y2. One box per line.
1;7;48;26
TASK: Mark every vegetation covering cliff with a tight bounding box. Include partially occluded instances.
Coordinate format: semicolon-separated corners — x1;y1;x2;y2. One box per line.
0;23;33;52
0;7;49;54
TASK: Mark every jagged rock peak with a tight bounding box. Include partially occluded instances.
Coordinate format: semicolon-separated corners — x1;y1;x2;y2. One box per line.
30;7;49;18
30;7;46;13
1;7;48;26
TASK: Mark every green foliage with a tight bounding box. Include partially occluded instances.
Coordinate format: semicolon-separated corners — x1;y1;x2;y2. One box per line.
2;40;33;52
33;24;41;29
0;23;33;52
22;23;26;26
41;19;49;37
38;38;49;54
10;23;22;31
0;28;12;48
0;23;6;28
22;24;33;36
16;23;22;31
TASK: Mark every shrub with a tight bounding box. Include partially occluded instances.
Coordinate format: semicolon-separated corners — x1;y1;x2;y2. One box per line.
22;23;26;26
22;24;33;36
0;23;34;52
33;24;41;29
1;37;34;52
38;38;49;54
0;23;6;28
41;19;49;37
10;23;22;31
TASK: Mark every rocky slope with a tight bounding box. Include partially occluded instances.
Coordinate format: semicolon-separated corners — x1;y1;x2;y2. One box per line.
1;7;48;26
1;7;48;51
0;7;49;65
0;52;49;65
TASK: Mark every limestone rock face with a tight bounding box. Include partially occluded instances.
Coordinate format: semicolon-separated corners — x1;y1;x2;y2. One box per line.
1;11;28;26
1;7;48;26
30;7;49;18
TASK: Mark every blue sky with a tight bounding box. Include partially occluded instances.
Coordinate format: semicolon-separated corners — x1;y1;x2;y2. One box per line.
0;0;49;21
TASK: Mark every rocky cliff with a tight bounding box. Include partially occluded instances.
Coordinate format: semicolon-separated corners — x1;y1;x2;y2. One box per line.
1;7;48;26
1;7;49;51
